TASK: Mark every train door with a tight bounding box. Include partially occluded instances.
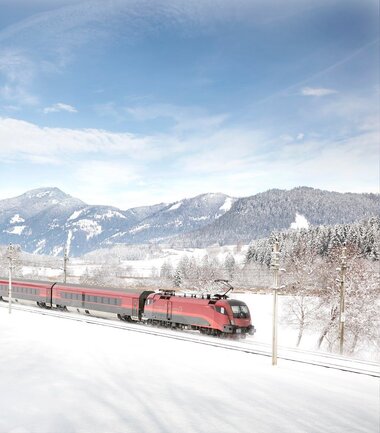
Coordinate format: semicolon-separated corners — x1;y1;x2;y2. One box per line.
132;298;139;320
167;301;172;321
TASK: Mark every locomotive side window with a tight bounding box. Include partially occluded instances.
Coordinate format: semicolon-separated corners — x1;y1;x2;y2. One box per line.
215;306;227;315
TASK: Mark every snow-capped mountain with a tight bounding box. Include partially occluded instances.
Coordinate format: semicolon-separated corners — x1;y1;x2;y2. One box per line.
0;188;85;255
172;187;380;247
0;186;378;256
104;193;236;245
0;188;162;256
0;188;236;256
0;187;84;225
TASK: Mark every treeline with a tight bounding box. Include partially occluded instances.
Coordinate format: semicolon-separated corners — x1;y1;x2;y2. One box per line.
244;217;379;356
246;216;379;266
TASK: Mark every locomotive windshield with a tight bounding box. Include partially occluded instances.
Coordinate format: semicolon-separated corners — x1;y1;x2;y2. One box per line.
227;300;250;319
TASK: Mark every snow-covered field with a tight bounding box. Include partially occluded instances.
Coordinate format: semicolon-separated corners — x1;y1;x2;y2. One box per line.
21;245;250;280
1;307;378;433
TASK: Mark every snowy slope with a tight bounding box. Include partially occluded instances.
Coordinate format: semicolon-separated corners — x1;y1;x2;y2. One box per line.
108;193;236;244
172;187;380;247
0;307;378;433
1;187;378;255
0;188;164;256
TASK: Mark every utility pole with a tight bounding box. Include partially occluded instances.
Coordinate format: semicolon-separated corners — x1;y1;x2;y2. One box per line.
337;243;347;355
63;247;69;283
271;239;280;366
7;243;14;314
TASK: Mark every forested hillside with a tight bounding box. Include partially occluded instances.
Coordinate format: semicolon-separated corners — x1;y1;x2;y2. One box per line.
172;187;379;247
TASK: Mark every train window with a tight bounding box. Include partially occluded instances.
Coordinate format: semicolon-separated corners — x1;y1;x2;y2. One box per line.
215;306;227;315
230;305;250;319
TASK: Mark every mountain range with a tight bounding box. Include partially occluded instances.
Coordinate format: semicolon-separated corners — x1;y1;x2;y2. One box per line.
0;187;378;256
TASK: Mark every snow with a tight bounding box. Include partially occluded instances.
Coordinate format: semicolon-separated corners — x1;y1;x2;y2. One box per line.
48;221;60;230
219;197;233;212
66;230;73;255
167;201;182;211
68;209;84;221
52;245;64;256
33;239;46;254
10;214;25;224
35;191;51;198
95;210;126;220
172;218;183;227
232;294;379;362
290;213;309;230
0;306;378;433
129;223;151;234
73;219;102;239
5;225;26;235
189;216;209;221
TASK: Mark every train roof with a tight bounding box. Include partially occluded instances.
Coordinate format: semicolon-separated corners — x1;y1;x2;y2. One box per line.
0;276;148;294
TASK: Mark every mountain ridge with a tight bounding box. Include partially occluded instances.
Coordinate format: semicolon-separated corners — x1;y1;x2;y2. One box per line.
0;186;378;256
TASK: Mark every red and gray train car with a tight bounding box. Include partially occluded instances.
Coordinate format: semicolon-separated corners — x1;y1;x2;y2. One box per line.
0;277;255;337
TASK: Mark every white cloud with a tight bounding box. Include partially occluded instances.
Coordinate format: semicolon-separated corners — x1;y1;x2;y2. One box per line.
0;117;159;162
0;49;38;106
301;87;338;97
43;102;78;114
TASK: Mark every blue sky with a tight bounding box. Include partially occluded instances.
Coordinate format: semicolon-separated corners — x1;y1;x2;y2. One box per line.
0;0;378;208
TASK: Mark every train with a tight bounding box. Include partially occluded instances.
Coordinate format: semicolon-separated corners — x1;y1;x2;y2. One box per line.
0;277;255;337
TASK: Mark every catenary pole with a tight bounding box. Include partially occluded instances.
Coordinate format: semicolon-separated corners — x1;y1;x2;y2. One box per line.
271;239;280;366
63;247;69;283
338;243;347;355
7;243;13;314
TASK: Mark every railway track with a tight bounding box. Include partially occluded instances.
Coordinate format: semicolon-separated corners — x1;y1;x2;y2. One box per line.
1;302;379;378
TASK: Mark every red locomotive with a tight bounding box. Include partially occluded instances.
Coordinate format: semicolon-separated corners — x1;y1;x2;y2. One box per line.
0;277;255;337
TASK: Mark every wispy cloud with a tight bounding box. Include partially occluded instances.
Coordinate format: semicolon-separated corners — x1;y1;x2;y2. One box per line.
43;102;78;114
301;87;338;97
0;117;159;163
126;103;229;133
0;49;38;106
